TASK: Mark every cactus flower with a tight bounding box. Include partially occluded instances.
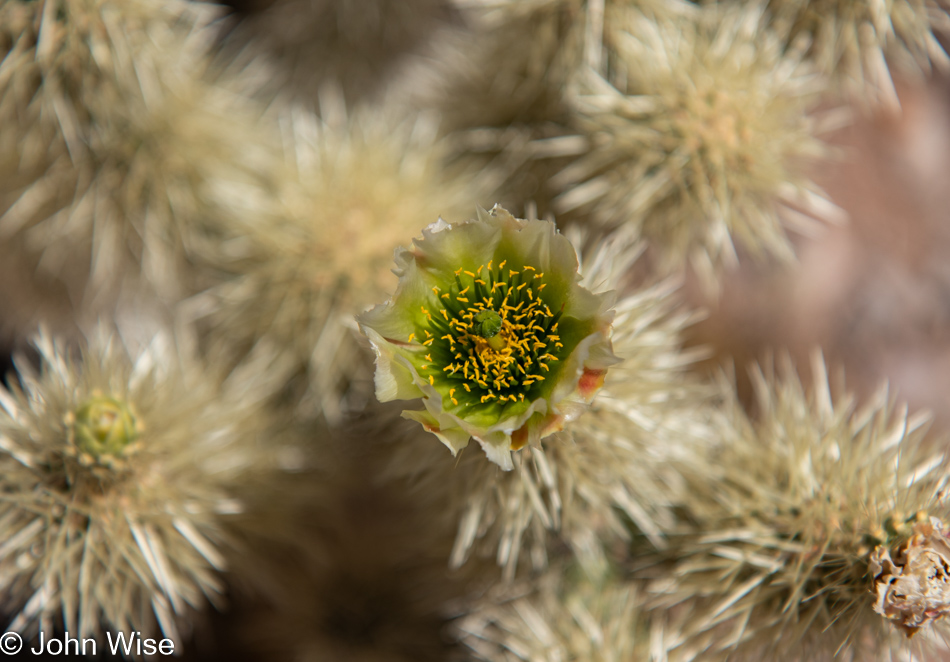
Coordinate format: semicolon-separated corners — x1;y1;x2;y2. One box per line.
358;206;617;470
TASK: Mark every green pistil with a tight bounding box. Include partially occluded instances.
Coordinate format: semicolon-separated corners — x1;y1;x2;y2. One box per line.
411;260;566;409
475;309;506;350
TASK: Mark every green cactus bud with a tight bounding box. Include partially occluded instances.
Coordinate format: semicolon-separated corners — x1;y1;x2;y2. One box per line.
71;393;141;459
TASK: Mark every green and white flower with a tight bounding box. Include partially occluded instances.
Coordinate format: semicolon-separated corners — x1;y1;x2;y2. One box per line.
358;205;617;470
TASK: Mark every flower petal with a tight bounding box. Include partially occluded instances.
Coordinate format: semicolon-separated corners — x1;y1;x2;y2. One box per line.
360;325;424;402
402;409;471;456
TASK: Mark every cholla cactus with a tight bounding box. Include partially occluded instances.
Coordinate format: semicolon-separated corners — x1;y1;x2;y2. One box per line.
7;0;950;659
0;327;277;644
433;0;695;130
547;5;839;271
198;105;482;423
430;0;695;218
377;221;713;578
0;0;275;305
217;0;455;108
637;355;950;661
759;0;950;102
359;206;618;470
432;0;584;132
457;565;644;662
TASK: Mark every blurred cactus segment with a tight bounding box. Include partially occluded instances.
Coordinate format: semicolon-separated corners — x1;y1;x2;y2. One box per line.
457;566;645;662
436;0;583;131
0;326;280;642
548;4;838;270
759;0;950;100
197;103;484;423
216;0;458;107
0;0;277;308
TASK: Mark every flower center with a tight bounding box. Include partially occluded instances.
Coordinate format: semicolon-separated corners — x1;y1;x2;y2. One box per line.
410;260;565;409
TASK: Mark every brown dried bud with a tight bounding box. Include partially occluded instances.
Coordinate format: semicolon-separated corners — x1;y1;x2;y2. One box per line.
870;516;950;637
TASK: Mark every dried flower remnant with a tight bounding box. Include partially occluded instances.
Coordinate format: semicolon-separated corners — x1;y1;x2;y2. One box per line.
549;5;838;272
358;206;617;470
0;328;277;644
871;516;950;637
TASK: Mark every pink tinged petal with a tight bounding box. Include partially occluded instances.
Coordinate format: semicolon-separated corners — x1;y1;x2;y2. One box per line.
539;414;567;438
511;413;566;451
550;329;618;404
578;368;608;401
510;425;530;451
